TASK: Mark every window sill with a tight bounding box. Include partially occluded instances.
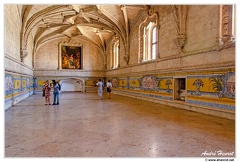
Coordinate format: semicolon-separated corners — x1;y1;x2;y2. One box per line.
139;59;157;65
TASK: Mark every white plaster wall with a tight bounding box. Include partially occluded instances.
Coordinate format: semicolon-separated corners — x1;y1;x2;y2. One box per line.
61;79;83;92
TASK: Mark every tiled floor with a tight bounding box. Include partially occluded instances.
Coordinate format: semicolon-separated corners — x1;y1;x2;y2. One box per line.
5;92;235;157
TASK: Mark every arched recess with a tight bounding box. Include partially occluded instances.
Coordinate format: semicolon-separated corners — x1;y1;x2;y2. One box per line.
59;78;85;92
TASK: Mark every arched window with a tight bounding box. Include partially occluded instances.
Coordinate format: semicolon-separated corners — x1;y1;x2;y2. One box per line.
139;13;158;63
113;40;119;69
110;37;119;69
219;5;236;44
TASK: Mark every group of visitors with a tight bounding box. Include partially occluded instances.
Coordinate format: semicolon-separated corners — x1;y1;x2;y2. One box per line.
42;80;61;105
42;79;112;104
96;79;112;100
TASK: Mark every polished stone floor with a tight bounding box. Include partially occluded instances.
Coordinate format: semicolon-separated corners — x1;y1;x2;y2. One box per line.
5;92;235;157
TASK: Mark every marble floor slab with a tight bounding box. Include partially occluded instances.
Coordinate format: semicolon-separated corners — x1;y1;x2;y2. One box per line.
5;92;235;158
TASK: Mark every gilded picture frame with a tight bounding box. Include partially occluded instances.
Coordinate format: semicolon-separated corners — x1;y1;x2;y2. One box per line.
61;45;82;69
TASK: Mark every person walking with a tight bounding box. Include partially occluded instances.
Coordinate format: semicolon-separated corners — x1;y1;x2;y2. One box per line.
52;80;60;105
107;80;112;99
96;79;103;100
43;80;51;105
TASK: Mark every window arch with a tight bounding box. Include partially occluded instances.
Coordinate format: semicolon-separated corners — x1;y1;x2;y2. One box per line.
139;13;158;63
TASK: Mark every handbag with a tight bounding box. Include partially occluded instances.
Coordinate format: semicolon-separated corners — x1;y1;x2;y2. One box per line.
42;89;45;97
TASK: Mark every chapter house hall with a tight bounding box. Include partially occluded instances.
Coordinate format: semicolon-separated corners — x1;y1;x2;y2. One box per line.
4;4;235;158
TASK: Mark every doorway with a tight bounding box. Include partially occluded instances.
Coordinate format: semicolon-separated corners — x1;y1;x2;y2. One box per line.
174;78;186;101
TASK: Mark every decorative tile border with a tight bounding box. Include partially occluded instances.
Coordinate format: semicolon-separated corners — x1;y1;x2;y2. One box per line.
114;89;173;100
109;68;235;112
187;100;235;110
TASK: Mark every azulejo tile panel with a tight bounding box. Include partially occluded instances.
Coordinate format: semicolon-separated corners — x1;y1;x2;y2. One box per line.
5;72;34;109
109;69;235;111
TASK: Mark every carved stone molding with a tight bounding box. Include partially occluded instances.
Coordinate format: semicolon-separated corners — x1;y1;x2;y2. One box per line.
173;34;187;53
171;5;188;53
123;55;129;64
20;49;28;62
221;5;234;44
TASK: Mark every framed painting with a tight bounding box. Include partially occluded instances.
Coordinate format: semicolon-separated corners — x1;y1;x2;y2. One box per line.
61;45;82;69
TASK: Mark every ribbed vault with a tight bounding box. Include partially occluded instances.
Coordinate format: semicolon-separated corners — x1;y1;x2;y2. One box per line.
20;5;148;64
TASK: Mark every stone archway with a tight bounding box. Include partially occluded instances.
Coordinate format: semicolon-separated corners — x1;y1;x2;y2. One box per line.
59;78;85;92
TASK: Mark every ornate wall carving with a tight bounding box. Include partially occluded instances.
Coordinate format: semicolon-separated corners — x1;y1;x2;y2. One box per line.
171;5;188;53
221;5;234;43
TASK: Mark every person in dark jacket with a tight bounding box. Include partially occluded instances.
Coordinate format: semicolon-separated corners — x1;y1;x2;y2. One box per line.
52;80;60;105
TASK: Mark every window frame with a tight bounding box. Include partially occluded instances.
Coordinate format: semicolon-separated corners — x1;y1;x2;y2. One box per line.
110;37;120;69
139;13;158;63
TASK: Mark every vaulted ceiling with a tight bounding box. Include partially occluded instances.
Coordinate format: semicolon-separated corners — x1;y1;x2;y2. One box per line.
20;5;150;59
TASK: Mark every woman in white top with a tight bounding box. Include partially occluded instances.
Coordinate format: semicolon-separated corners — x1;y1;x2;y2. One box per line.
107;80;112;99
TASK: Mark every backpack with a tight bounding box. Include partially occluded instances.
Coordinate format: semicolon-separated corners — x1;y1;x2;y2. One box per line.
58;83;61;90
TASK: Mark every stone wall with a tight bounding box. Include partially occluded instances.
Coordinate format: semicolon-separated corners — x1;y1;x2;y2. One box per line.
33;37;106;92
34;38;105;75
107;67;235;119
4;5;34;110
106;5;235;119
